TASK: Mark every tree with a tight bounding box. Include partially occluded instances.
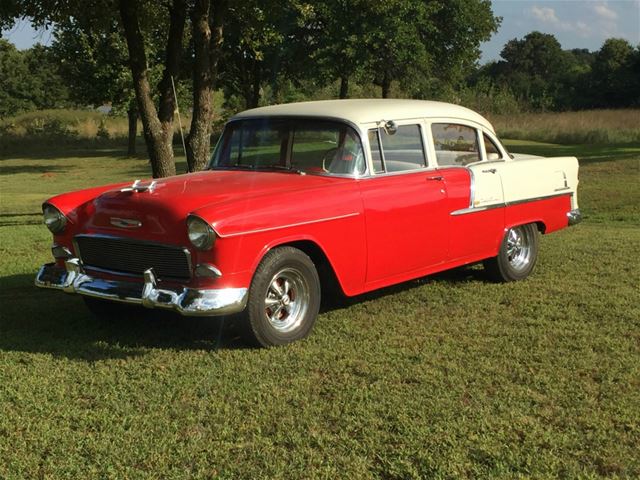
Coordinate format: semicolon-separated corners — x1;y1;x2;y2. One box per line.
305;0;370;99
590;38;639;108
498;31;567;109
185;0;226;173
362;0;499;98
7;0;228;177
51;18;140;155
118;0;186;177
0;39;35;116
0;39;69;116
220;0;297;109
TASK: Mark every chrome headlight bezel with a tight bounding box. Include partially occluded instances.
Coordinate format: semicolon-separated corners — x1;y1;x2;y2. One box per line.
43;203;67;234
187;215;216;251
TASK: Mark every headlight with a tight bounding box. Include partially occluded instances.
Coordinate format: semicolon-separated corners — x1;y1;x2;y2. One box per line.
43;203;67;234
187;216;216;250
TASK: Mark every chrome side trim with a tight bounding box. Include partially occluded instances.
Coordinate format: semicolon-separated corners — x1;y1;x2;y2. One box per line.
450;204;502;216
468;168;476;208
507;192;572;207
215;212;360;238
35;260;247;317
450;192;573;216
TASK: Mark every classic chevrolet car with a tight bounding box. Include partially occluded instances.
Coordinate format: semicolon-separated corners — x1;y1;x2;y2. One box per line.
36;99;581;346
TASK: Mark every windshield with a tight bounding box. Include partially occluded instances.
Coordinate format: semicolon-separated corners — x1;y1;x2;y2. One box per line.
210;119;366;176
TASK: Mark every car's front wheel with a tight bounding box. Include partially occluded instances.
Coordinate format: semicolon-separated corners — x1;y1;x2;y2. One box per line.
484;223;539;282
241;246;321;347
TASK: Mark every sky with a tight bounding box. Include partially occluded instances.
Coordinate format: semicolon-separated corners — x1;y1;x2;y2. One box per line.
2;0;639;64
480;0;640;62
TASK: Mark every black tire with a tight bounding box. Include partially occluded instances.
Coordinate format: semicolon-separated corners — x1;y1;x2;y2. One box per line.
240;246;321;347
483;223;539;282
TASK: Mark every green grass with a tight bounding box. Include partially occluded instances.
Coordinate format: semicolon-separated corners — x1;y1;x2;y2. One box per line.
1;139;639;478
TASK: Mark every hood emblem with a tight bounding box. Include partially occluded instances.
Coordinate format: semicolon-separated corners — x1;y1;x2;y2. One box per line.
110;217;142;229
120;179;157;193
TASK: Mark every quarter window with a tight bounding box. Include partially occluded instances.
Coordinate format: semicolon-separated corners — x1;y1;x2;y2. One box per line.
483;133;502;161
431;123;480;166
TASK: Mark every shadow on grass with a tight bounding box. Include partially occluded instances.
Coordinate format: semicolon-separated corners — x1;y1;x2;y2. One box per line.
0;274;248;361
0;140;136;161
322;264;488;312
0;163;72;175
1;265;488;359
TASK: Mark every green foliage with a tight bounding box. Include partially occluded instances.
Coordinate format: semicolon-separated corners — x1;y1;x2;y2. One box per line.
0;39;70;116
0;136;639;477
591;39;640;108
475;32;640;111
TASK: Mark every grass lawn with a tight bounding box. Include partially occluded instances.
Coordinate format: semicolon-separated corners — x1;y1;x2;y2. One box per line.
0;139;639;478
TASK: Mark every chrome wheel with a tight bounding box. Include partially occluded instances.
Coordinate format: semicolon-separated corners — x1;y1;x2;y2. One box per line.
505;226;533;271
264;268;310;333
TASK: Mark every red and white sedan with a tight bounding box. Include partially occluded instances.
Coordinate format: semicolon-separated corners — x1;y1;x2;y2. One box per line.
36;99;581;346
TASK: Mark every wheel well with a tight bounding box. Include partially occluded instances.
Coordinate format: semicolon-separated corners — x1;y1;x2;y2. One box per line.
534;221;547;234
278;240;344;296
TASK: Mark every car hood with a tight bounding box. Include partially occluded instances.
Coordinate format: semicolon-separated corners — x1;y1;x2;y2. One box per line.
85;170;344;237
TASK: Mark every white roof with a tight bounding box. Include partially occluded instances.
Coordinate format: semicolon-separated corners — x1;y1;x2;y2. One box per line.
232;99;495;133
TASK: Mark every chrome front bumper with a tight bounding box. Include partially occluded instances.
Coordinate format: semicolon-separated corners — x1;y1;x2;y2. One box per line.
35;258;248;317
567;208;582;226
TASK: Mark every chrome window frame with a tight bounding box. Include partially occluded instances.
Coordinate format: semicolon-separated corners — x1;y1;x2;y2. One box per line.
361;118;435;178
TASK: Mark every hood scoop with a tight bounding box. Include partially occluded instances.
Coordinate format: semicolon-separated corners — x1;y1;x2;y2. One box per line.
120;179;157;193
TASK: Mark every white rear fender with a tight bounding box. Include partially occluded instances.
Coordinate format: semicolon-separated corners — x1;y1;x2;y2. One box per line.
468;156;579;210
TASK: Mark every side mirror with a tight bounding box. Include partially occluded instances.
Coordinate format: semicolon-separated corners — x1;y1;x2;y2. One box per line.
383;120;397;135
487;153;501;161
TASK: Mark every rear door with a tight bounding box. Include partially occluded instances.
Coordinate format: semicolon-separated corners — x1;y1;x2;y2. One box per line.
428;122;506;261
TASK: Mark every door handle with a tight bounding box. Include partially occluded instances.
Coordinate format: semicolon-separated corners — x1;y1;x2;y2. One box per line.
426;175;443;181
482;168;497;174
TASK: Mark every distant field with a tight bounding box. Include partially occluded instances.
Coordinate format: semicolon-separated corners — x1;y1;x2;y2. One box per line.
0;128;639;477
491;109;640;145
2;108;639;152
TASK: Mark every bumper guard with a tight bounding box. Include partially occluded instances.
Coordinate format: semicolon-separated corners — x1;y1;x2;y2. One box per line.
35;259;248;317
567;208;582;226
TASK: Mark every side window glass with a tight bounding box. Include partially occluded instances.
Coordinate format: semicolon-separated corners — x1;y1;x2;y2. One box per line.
431;123;480;166
368;129;385;174
379;124;426;172
483;133;502;161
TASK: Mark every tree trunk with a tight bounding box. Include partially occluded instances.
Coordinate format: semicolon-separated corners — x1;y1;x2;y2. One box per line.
186;0;227;172
118;0;185;178
339;76;349;99
127;104;137;156
250;60;261;108
381;72;391;99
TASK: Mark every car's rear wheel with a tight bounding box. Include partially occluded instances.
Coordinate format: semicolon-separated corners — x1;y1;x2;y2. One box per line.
241;246;321;347
484;223;539;282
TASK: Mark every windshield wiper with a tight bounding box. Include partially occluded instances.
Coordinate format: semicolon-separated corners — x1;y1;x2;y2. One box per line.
254;165;305;175
210;164;255;170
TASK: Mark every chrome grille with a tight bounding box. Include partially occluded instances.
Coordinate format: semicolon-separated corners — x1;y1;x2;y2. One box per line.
75;235;192;280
